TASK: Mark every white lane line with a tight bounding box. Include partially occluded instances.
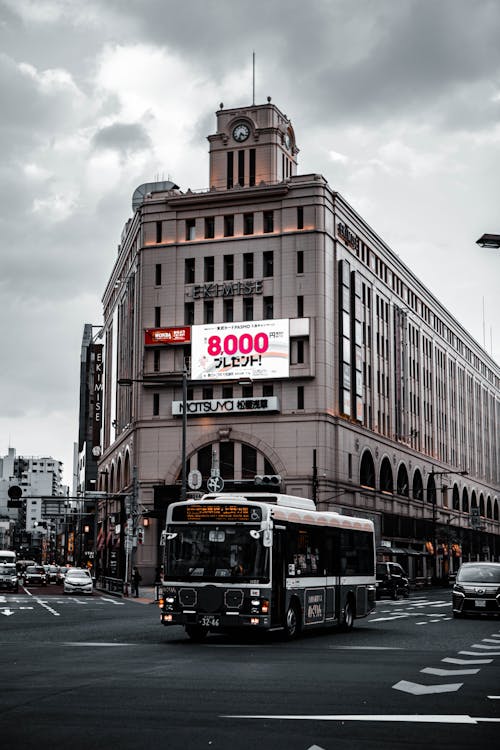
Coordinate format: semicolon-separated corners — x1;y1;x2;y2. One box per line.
393;680;463;695
23;589;60;616
221;714;500;724
460;650;500;656
429;603;452;608
368;615;409;622
421;667;480;677
416;622;429;625
482;638;500;644
470;644;500;650
62;642;132;647
99;597;125;606
328;646;404;650
488;696;500;700
443;657;492;665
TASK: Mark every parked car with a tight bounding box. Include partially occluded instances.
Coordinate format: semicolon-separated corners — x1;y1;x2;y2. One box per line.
0;564;19;593
63;568;93;595
24;565;47;587
45;565;59;584
452;562;500;618
376;562;410;599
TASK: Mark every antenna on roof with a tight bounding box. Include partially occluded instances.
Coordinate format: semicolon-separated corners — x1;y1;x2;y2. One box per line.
252;51;255;105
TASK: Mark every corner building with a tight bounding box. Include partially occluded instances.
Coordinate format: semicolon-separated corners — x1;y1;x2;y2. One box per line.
97;100;500;585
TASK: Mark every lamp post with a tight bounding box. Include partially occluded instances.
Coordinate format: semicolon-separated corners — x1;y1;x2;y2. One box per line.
118;363;189;502
429;469;468;583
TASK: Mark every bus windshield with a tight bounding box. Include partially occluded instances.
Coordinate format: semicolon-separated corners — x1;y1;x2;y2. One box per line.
164;525;269;582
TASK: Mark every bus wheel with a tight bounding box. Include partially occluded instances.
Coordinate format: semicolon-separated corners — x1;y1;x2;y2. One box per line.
185;625;209;641
284;603;301;640
340;598;354;631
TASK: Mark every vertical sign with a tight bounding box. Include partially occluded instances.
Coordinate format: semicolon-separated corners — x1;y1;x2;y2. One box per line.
92;344;104;447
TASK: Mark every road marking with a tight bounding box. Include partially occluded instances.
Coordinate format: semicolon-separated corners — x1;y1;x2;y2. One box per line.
222;713;500;724
488;696;500;700
100;597;125;606
368;615;409;622
421;667;480;677
482;638;500;644
328;646;404;650
392;680;463;695
62;642;133;647
443;657;492;665
23;590;60;616
470;644;500;650
460;650;500;656
1;609;14;617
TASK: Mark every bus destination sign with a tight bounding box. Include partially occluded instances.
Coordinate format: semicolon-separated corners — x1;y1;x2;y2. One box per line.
173;504;262;523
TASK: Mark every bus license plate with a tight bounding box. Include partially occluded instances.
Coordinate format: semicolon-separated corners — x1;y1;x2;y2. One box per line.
200;615;220;627
474;599;486;608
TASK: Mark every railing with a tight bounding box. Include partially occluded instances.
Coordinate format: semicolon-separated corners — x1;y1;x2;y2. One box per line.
97;576;125;595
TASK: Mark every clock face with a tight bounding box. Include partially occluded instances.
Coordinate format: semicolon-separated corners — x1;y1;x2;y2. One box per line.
233;123;250;142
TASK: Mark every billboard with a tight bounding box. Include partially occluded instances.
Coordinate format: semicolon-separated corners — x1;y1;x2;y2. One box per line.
191;319;289;380
144;326;191;346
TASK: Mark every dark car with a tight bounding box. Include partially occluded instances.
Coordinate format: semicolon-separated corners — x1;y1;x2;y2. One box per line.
0;564;19;592
376;562;410;600
452;562;500;618
24;565;47;587
45;565;59;584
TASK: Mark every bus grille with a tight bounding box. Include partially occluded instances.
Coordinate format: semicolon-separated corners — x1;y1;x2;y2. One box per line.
197;585;224;612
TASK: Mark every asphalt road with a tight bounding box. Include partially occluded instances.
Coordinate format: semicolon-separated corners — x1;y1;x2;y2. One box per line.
1;586;499;750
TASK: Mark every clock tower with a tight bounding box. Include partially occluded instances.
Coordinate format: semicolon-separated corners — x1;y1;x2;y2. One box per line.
208;98;298;191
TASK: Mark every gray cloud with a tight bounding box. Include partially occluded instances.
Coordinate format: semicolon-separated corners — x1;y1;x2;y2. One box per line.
91;122;152;155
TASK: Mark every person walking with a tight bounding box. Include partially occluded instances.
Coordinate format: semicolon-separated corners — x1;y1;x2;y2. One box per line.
132;566;142;597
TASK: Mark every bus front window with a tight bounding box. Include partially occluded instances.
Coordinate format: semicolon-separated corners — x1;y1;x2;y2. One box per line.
165;525;269;581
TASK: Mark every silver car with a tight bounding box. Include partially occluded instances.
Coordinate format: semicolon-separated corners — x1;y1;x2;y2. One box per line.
452;562;500;617
63;568;93;595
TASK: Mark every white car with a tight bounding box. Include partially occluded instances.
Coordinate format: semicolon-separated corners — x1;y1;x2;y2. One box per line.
63;568;93;595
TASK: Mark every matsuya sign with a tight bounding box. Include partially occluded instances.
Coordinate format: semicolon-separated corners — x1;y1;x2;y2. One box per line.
172;396;280;416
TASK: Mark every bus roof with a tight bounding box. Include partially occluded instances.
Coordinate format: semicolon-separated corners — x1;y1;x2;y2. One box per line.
201;492;316;511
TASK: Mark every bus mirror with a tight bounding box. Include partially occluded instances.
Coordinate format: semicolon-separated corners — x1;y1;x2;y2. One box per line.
165;532;178;541
263;530;273;547
249;530;260;540
160;530;166;546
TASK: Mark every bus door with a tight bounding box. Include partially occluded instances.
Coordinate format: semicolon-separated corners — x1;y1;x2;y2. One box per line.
325;530;337;621
270;526;286;627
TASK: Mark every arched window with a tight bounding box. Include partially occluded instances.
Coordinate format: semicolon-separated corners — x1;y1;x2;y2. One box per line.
380;457;393;494
124;451;131;487
396;464;409;496
360;450;376;489
486;496;492;519
116;457;122;491
426;474;436;505
452;484;460;511
412;470;423;501
110;464;115;494
462;487;469;513
471;491;477;509
479;493;485;517
494;498;499;522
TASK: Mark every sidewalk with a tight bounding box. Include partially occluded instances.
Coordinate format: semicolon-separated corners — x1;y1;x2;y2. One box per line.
125;585;159;604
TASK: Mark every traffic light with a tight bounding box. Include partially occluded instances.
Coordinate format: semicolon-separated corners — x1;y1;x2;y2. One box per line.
254;475;282;487
137;526;144;545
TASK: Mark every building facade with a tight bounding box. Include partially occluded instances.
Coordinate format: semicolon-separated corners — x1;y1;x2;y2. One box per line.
95;100;500;585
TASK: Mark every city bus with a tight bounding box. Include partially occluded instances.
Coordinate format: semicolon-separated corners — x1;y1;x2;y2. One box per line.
159;492;376;640
0;550;16;565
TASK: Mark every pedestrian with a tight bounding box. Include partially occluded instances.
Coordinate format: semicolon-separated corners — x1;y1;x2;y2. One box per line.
132;566;142;597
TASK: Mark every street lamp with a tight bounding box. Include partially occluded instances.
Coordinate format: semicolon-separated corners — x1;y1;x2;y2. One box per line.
476;233;500;249
429;469;468;583
118;364;189;502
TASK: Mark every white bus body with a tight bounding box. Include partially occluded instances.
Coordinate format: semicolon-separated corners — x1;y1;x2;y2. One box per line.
160;493;376;640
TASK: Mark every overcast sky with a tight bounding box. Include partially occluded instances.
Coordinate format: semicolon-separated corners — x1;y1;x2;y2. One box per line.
1;0;499;486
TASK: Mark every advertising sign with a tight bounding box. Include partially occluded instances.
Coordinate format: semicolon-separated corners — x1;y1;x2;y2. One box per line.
191;319;289;380
144;327;191;346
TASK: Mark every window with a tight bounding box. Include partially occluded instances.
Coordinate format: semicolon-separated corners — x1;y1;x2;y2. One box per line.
185;218;196;241
243;252;254;277
205;217;215;239
224;215;234;237
204;300;214;324
243;214;254;236
222;385;233;398
292;340;304;364
154;306;161;327
154;350;160;373
297;250;304;274
263;251;274;276
242;444;257;478
263;296;274;319
184;302;194;325
243;297;254;321
263;384;274;397
297;206;304;230
202;386;213;400
249;149;256;187
153;393;160;416
223;299;234;322
263;211;274;233
227;152;233;189
224;254;234;280
297;386;304;410
155;264;162;286
238;150;245;186
185;258;195;284
156;221;162;243
297;295;304;317
242;384;253;398
204;256;214;282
